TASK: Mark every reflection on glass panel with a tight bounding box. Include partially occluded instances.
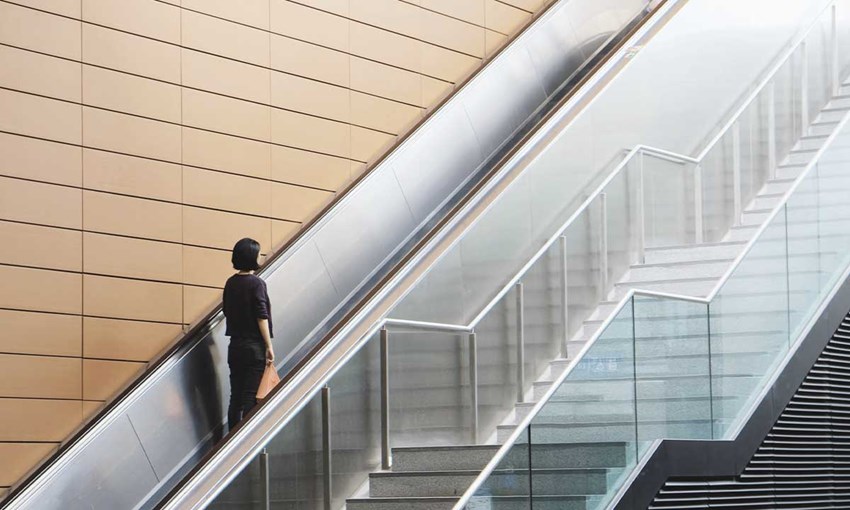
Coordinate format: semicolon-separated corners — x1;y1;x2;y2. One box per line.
208;393;325;510
642;153;695;248
565;203;604;340
701;134;736;243
529;300;637;510
476;297;523;438
388;330;469;447
328;338;381;510
709;211;789;438
814;127;850;295
807;14;833;123
633;296;711;442
465;428;530;510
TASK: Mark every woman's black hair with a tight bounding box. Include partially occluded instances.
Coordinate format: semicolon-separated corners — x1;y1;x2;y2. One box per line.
232;238;261;271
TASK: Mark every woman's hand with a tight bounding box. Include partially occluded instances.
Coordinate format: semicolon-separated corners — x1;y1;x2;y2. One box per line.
266;346;275;363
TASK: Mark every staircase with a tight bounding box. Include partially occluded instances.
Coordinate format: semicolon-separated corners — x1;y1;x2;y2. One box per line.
344;87;850;510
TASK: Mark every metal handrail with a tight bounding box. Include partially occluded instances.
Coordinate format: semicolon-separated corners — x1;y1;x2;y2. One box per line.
450;68;850;510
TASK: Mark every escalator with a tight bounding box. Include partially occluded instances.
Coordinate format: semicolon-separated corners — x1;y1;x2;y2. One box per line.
0;1;658;509
154;1;850;509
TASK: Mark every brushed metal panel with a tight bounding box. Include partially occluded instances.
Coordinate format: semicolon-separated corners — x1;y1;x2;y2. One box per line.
29;415;159;510
265;240;341;363
392;101;484;222
128;333;228;482
524;2;585;96
460;43;547;160
313;168;416;299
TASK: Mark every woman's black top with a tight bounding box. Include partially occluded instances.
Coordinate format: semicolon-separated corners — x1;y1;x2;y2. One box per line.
223;274;273;341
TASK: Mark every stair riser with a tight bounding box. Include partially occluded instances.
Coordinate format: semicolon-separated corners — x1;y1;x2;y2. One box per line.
369;471;608;498
625;261;731;282
536;374;760;401
644;244;746;264
498;421;713;443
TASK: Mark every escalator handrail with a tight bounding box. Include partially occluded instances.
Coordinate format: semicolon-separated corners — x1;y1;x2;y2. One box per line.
452;6;847;508
156;2;693;508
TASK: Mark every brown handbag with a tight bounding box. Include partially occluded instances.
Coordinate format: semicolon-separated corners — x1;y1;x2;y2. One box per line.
256;361;280;402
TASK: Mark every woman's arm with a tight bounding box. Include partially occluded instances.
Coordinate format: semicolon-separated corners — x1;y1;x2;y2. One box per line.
258;319;274;361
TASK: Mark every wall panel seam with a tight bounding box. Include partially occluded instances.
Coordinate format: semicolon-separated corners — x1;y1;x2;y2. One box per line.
0;351;147;364
494;0;534;15
395;0;512;35
0;261;223;290
0;1;458;86
153;0;484;60
0;41;429;110
0;307;185;328
0;171;316;224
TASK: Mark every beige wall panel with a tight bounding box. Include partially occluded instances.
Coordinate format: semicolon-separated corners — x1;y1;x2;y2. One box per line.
182;10;270;67
83;107;181;163
485;30;508;57
0;45;81;102
349;22;421;75
82;0;179;43
83;233;183;283
422;76;453;108
12;0;81;18
82;24;180;83
350;58;421;106
271;220;299;249
271;71;350;124
420;0;486;26
0;133;81;187
82;400;102;419
292;0;348;16
183;166;271;217
420;10;487;58
271;183;333;223
349;0;420;41
350;160;367;181
0;221;81;272
351;92;422;134
0;89;81;145
485;0;530;35
271;109;350;159
183;286;221;325
270;1;349;52
0;177;81;229
0;2;80;60
351;127;395;163
83;275;182;323
83;191;182;243
83;149;182;203
0;309;81;357
84;317;181;361
271;146;350;190
182;0;269;29
500;0;544;12
0;444;56;487
270;35;349;88
0;399;81;441
83;66;181;123
183;128;271;180
0;354;81;399
0;264;82;314
183;207;271;251
83;359;145;401
182;50;271;104
182;89;271;142
420;44;480;83
183;246;232;288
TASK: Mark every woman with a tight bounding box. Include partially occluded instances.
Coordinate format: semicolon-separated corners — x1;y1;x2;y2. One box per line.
223;238;275;431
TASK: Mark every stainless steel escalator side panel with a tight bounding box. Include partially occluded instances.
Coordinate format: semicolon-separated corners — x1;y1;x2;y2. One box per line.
0;1;646;509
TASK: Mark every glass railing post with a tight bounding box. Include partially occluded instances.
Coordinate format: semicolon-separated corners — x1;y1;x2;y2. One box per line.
469;332;479;444
322;386;332;510
705;303;715;440
832;3;840;95
801;40;810;133
600;192;609;290
638;152;646;263
516;282;526;403
767;81;777;180
259;448;270;510
732;122;742;226
380;328;391;470
694;163;704;244
784;206;792;349
630;297;639;461
559;235;570;357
